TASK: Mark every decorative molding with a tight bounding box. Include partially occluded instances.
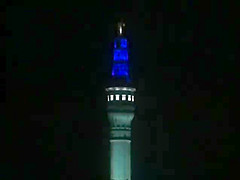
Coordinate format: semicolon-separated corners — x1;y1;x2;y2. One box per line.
106;87;136;92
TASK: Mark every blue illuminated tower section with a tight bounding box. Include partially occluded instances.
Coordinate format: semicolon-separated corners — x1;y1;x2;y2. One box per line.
106;22;136;180
112;35;130;82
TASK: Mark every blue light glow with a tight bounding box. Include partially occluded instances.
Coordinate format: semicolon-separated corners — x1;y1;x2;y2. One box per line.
112;37;130;80
120;39;127;48
114;49;128;61
112;63;129;77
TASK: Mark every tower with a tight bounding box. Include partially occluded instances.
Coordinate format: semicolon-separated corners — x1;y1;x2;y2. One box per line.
105;21;136;180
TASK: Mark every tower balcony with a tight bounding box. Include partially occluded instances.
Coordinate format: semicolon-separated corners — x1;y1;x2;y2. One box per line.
105;87;136;113
106;86;136;136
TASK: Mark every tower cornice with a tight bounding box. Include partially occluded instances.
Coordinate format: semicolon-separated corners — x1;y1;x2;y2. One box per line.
105;86;136;92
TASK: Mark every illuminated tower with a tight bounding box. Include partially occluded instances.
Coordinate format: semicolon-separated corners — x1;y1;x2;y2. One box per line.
105;22;136;180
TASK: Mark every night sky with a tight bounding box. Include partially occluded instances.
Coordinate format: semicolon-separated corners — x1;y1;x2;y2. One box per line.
3;0;238;179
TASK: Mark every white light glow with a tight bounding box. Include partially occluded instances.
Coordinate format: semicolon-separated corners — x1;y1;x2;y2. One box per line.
105;87;136;92
132;95;134;102
119;26;122;34
107;95;109;101
110;95;114;101
122;94;126;101
116;94;120;100
128;95;131;101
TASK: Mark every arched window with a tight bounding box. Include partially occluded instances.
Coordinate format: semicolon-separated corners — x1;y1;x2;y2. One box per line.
128;95;131;101
115;94;120;100
110;95;114;101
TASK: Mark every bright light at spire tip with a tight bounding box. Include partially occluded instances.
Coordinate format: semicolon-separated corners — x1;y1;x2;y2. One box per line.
118;22;125;35
119;26;122;35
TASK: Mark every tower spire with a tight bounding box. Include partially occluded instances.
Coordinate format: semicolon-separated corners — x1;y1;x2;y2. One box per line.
117;21;125;35
112;21;131;85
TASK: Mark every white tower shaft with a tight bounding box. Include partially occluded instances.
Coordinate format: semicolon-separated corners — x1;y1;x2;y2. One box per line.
110;140;131;180
106;87;136;180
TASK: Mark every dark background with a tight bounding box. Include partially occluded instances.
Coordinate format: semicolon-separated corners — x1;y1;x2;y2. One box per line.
2;0;238;179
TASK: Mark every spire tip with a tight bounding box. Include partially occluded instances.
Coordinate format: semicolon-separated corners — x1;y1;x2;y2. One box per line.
117;21;125;35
